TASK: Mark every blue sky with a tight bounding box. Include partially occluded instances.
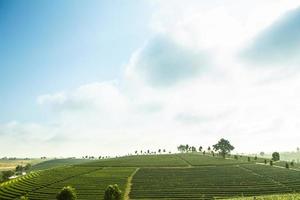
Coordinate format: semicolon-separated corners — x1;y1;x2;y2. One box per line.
1;0;300;157
0;0;151;122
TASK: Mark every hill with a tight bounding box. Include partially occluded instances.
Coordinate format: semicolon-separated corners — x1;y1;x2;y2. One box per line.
0;153;300;199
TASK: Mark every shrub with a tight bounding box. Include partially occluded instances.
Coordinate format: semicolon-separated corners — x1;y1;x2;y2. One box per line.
56;186;77;200
270;160;273;166
2;170;14;181
264;159;267;164
104;184;122;200
286;163;289;169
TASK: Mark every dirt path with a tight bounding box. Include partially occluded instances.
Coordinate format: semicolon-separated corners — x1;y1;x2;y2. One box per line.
124;168;140;200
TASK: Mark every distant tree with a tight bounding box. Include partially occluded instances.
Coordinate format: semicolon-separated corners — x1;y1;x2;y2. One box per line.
207;146;211;151
163;149;166;153
248;157;251;162
260;152;265;156
234;155;238;160
213;138;234;158
56;186;77;200
147;150;150;154
177;145;186;153
185;144;189;152
134;151;138;155
203;151;206;155
297;147;300;152
291;161;295;167
199;146;203;152
254;156;257;160
2;170;14;181
24;164;31;171
285;163;289;169
272;152;280;161
16;165;23;173
270;160;273;166
264;159;267;164
158;149;161;154
191;146;196;152
212;152;215;157
104;184;122;200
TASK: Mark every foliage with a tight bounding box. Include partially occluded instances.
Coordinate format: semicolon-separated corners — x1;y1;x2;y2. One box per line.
213;138;234;158
56;186;77;200
104;184;122;200
272;152;280;161
1;170;14;181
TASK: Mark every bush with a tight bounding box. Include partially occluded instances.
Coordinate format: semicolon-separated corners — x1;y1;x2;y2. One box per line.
248;157;251;162
56;186;77;200
264;159;267;164
286;163;289;169
270;160;273;166
104;184;122;200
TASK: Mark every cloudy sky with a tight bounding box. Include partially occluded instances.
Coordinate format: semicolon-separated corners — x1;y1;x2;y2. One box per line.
1;0;300;157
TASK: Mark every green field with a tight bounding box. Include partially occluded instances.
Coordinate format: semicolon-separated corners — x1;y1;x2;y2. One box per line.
30;159;91;171
1;153;300;199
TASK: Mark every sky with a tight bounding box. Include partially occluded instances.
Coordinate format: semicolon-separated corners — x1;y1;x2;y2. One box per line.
1;0;300;157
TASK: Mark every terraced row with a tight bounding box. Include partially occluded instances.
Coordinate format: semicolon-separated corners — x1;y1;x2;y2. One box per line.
130;164;300;199
0;166;135;200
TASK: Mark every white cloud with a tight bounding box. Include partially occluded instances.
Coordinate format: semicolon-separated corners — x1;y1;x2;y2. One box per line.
2;1;300;157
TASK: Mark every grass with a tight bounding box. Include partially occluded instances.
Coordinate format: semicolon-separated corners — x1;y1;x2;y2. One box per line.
80;154;188;167
228;193;300;199
0;159;43;172
30;158;91;171
130;164;300;199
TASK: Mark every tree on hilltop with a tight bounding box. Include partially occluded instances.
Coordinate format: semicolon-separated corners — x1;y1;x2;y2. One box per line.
213;138;234;158
272;152;280;161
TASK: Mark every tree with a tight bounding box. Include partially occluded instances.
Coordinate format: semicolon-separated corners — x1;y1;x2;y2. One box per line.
248;157;251;162
254;156;257;160
270;160;273;166
56;186;77;200
104;184;122;200
213;138;234;158
2;170;14;181
158;149;161;154
207;146;211;151
272;152;280;161
16;165;23;172
24;164;31;171
177;145;186;153
199;146;203;152
264;159;267;164
260;152;265;156
285;163;289;169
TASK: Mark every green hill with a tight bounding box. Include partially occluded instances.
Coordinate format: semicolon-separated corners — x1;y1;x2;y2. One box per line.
1;153;300;200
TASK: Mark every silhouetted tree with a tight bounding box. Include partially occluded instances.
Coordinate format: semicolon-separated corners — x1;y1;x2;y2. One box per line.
213;138;234;158
272;152;280;161
285;163;289;169
56;186;77;200
199;146;203;152
104;184;122;200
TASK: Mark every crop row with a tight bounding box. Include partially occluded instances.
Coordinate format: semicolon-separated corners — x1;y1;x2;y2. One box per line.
0;166;133;199
130;164;300;199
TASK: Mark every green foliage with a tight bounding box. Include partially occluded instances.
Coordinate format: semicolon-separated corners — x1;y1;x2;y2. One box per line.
248;157;251;162
56;186;77;200
104;184;122;200
213;138;234;158
285;163;289;169
17;195;29;200
1;170;14;181
272;152;280;161
270;160;273;166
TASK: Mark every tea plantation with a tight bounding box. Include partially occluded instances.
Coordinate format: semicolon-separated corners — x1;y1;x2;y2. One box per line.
1;153;300;199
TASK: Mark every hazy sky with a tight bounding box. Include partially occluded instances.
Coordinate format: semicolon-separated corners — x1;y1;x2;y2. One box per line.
1;0;300;157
